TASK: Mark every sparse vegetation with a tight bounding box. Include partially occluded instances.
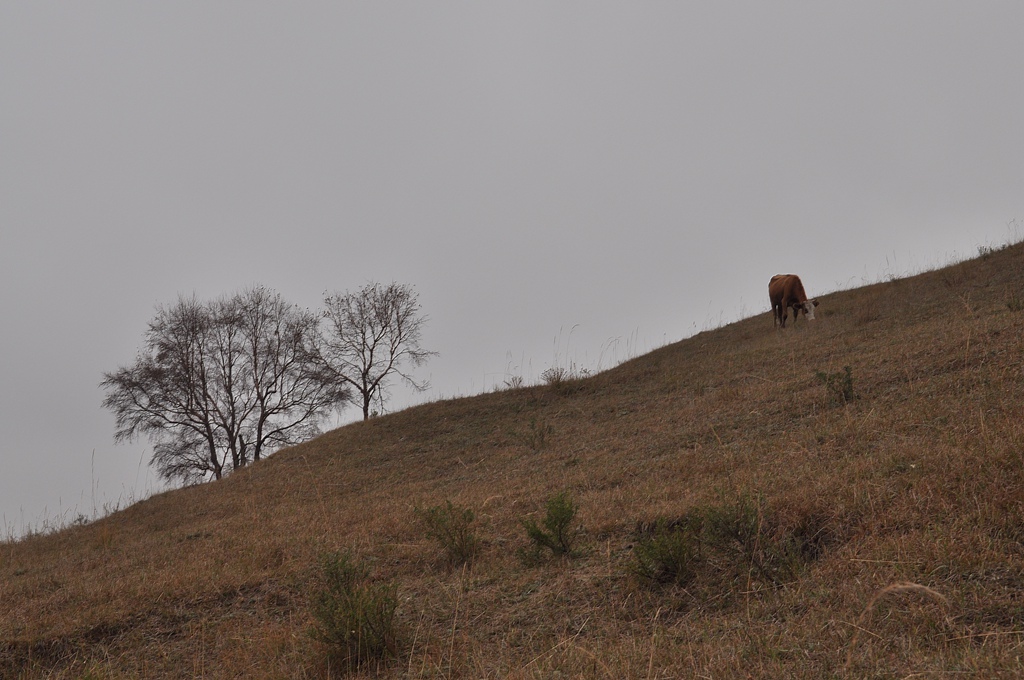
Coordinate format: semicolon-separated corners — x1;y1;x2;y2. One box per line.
1006;287;1024;312
632;495;830;595
815;365;855;405
631;517;701;587
513;416;553;452
521;490;580;559
502;374;525;390
540;363;590;395
6;242;1024;677
416;500;481;569
309;551;399;671
540;365;569;386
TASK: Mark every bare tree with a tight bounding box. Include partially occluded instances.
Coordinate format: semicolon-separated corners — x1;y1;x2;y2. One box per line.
102;296;224;483
230;287;343;464
102;287;347;484
316;282;436;420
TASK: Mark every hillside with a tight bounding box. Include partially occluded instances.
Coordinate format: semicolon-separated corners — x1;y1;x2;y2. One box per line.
4;242;1024;678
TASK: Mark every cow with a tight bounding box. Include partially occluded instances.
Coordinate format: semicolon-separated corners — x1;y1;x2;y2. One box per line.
769;274;819;328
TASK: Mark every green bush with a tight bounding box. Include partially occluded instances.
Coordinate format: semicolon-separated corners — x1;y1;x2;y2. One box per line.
632;495;824;594
417;500;481;568
522;490;580;559
631;518;701;587
310;551;398;670
698;494;806;586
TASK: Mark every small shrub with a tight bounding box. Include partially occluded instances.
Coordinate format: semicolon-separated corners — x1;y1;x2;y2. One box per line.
698;494;807;586
632;495;829;595
540;366;569;386
521;490;580;559
1006;288;1024;312
310;551;398;670
514;417;553;452
503;375;525;390
541;364;589;395
417;500;481;569
815;366;855;405
632;518;701;587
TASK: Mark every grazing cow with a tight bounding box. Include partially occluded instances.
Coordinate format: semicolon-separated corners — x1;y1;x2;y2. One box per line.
769;274;819;328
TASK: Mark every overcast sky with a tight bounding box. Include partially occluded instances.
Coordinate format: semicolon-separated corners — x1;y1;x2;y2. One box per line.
2;2;1022;535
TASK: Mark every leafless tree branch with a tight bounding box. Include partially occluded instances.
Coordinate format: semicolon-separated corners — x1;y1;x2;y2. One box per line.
315;282;436;420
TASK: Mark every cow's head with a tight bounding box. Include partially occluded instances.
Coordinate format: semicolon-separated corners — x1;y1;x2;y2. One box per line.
802;299;820;320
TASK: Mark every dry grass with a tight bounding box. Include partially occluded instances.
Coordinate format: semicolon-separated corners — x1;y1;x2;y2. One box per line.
4;242;1024;677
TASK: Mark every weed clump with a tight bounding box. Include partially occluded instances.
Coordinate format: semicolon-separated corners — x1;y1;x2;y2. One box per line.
1006;288;1024;312
540;366;570;387
503;375;525;390
632;495;834;600
514;417;553;452
310;551;398;671
521;490;581;560
815;365;855;405
416;500;481;569
541;365;590;395
631;517;701;587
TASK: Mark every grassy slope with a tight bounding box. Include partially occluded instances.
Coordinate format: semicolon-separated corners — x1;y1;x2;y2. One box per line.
4;243;1024;678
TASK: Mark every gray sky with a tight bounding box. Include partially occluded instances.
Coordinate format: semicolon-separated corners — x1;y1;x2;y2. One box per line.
2;2;1022;535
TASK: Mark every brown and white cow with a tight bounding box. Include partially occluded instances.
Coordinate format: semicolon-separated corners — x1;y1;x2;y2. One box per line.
769;274;819;328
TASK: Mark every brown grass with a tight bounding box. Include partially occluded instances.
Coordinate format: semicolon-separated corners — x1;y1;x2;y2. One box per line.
844;582;949;673
4;242;1024;677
